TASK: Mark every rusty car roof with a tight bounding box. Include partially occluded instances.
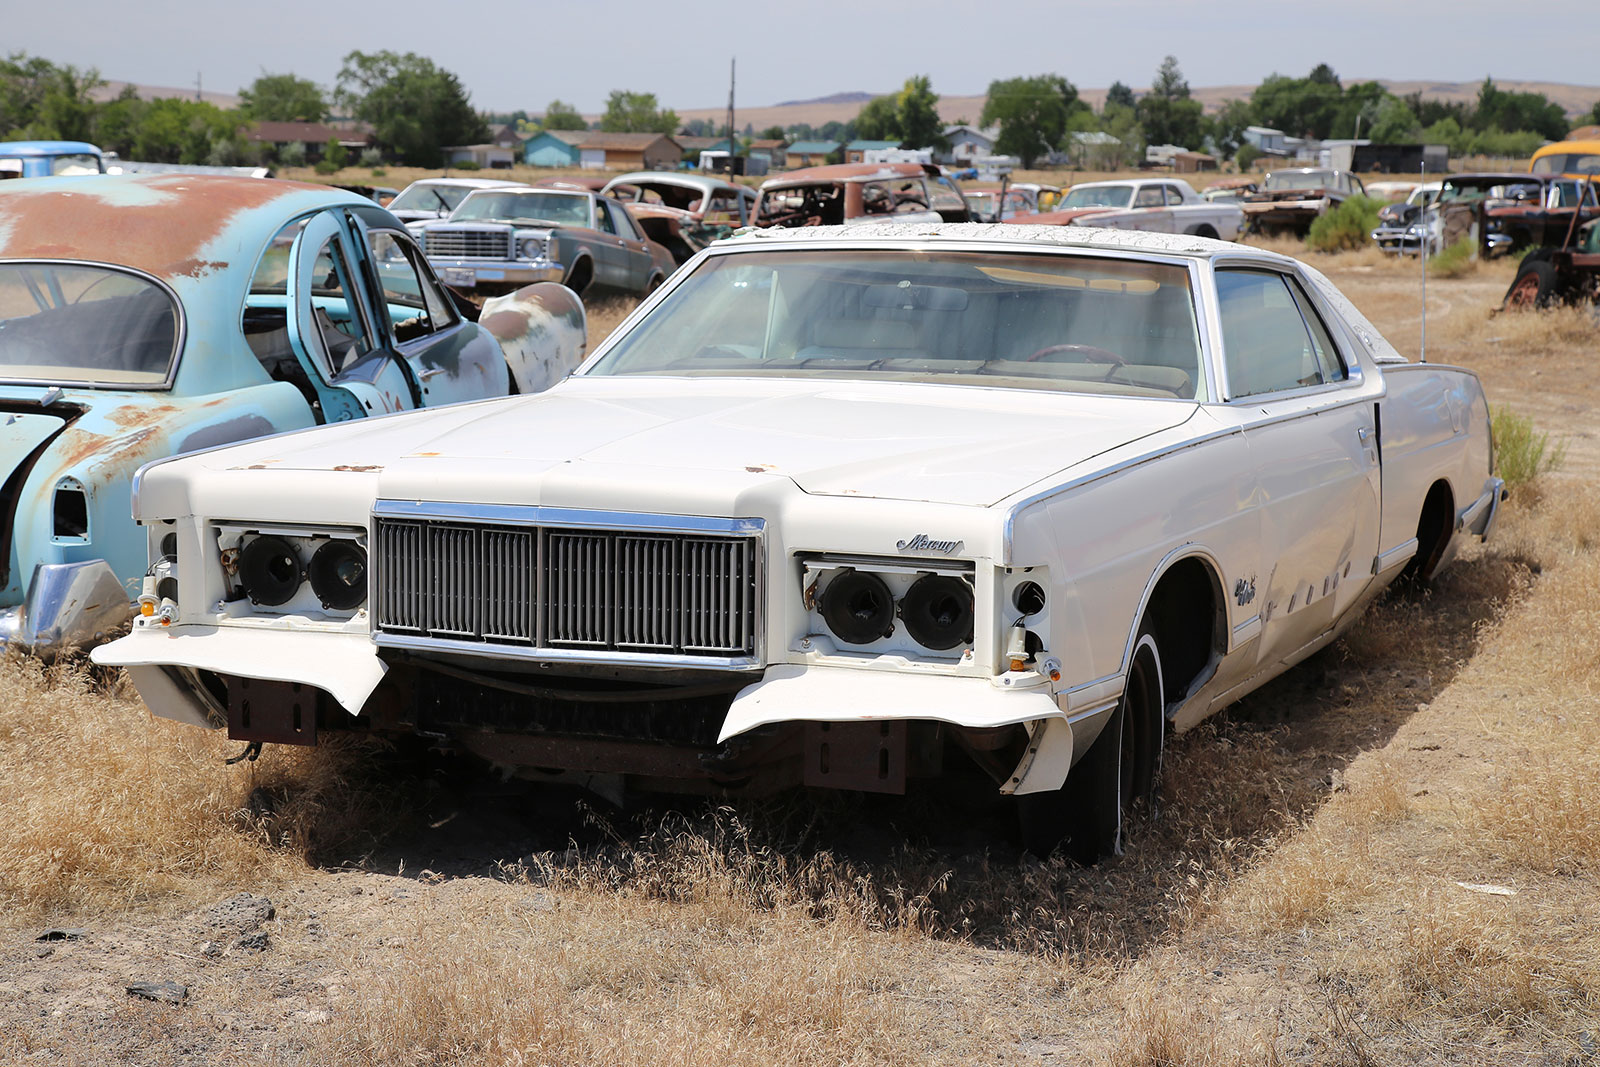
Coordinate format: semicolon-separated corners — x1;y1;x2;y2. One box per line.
0;173;371;285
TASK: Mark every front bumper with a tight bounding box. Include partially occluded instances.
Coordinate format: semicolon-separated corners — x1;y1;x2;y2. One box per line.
0;560;133;657
428;258;566;289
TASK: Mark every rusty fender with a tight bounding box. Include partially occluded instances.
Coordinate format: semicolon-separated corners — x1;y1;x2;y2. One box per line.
479;283;588;395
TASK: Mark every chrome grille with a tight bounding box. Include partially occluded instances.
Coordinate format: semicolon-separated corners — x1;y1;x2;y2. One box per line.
421;229;511;259
375;515;760;660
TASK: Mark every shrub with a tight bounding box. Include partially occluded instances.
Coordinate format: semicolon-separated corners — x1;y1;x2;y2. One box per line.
370;167;386;177
1491;406;1566;489
359;147;384;167
1234;143;1261;171
1305;195;1383;253
453;159;481;171
1428;236;1477;277
276;140;307;167
313;158;339;175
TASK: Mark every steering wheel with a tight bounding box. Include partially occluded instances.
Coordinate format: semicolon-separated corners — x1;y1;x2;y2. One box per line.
1025;343;1125;365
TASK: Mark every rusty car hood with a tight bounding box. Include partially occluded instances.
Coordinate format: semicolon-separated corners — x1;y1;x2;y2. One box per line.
188;377;1198;510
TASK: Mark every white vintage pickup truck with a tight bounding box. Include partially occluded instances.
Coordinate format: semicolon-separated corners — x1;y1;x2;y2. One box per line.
96;223;1500;861
1007;178;1246;241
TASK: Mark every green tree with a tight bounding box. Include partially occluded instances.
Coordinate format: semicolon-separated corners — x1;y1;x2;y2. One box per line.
1366;96;1420;143
1105;80;1136;110
896;75;946;150
853;93;900;140
1251;67;1345;139
130;97;239;164
239;72;326;122
1206;98;1254;159
599;90;678;134
1472;78;1568;140
1137;55;1203;148
336;51;486;167
759;125;786;141
92;84;147;156
980;74;1086;167
543;98;587;131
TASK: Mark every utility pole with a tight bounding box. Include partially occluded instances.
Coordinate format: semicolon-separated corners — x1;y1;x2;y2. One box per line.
195;72;202;102
726;57;737;169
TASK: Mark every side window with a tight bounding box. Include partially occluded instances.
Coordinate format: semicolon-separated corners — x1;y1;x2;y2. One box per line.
595;201;617;234
928;175;967;213
606;200;640;240
303;234;373;377
1134;186;1163;208
1162;185;1184;205
366;229;456;343
705;191;742;225
1217;270;1346;398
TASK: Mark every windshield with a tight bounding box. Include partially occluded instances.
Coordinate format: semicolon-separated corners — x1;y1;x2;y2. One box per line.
1532;152;1600;176
1060;185;1134;209
587;248;1204;400
453;191;590;226
389;183;476;215
1266;172;1334;191
0;263;178;386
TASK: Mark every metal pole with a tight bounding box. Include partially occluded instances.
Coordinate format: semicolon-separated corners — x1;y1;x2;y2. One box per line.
1419;161;1427;363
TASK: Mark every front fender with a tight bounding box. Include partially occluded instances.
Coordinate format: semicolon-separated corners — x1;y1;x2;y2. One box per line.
479;283;587;395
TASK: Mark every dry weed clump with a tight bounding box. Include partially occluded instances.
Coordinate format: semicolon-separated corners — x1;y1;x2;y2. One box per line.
0;657;391;919
1102;978;1282;1067
585;296;641;351
318;891;930;1067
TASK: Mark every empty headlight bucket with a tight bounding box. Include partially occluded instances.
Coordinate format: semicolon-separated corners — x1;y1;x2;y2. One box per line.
237;535;303;606
899;573;975;650
307;540;368;611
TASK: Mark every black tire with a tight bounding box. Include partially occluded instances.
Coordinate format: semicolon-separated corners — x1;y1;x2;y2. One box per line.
1190;224;1219;240
1018;625;1164;862
564;257;594;297
1503;257;1557;310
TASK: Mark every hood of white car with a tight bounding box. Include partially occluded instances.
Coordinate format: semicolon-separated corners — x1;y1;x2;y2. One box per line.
201;377;1197;509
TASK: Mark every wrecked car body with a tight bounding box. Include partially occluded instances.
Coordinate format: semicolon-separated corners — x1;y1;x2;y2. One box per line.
413;187;668;297
97;223;1500;860
751;163;971;228
1005;178;1244;240
0;174;586;654
599;172;757;266
1242;169;1366;235
1502;217;1600;309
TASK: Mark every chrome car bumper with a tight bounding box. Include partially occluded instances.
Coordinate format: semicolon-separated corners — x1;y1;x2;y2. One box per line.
429;258;566;289
0;560;134;656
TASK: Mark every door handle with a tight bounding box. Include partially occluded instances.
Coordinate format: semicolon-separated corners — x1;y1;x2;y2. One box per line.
1356;427;1372;442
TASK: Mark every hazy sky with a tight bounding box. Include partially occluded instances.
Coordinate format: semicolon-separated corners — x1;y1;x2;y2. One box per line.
15;0;1600;113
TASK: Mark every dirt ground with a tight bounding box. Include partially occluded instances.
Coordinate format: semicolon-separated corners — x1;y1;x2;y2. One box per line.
2;241;1597;1065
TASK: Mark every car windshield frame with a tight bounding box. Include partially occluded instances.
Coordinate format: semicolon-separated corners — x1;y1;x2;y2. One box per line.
584;243;1210;402
450;191;592;227
1060;185;1135;209
1265;172;1336;192
0;259;184;390
389;183;479;215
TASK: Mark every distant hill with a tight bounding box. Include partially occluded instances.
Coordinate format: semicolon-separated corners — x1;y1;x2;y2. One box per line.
90;81;242;110
772;91;877;108
676;78;1600;133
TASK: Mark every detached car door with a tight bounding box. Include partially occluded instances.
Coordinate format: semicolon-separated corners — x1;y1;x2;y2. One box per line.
285;211;417;420
1211;265;1382;669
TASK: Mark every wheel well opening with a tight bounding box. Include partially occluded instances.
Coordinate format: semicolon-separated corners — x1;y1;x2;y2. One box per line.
1405;480;1455;583
565;256;593;293
1141;557;1224;709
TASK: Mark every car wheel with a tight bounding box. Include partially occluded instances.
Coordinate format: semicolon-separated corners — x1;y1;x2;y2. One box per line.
564;258;594;297
1503;258;1560;311
1190;225;1219;240
1017;624;1164;862
645;272;665;295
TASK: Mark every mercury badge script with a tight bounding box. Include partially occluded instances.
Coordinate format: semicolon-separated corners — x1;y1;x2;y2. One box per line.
897;534;965;555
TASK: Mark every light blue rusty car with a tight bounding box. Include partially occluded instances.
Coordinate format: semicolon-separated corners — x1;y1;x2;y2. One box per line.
0;173;587;653
0;140;106;179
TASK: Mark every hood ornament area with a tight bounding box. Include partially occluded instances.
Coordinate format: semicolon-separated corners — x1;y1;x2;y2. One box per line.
897;534;964;555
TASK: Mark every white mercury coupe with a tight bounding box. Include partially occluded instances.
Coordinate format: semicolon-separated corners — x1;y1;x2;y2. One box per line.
95;224;1502;860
